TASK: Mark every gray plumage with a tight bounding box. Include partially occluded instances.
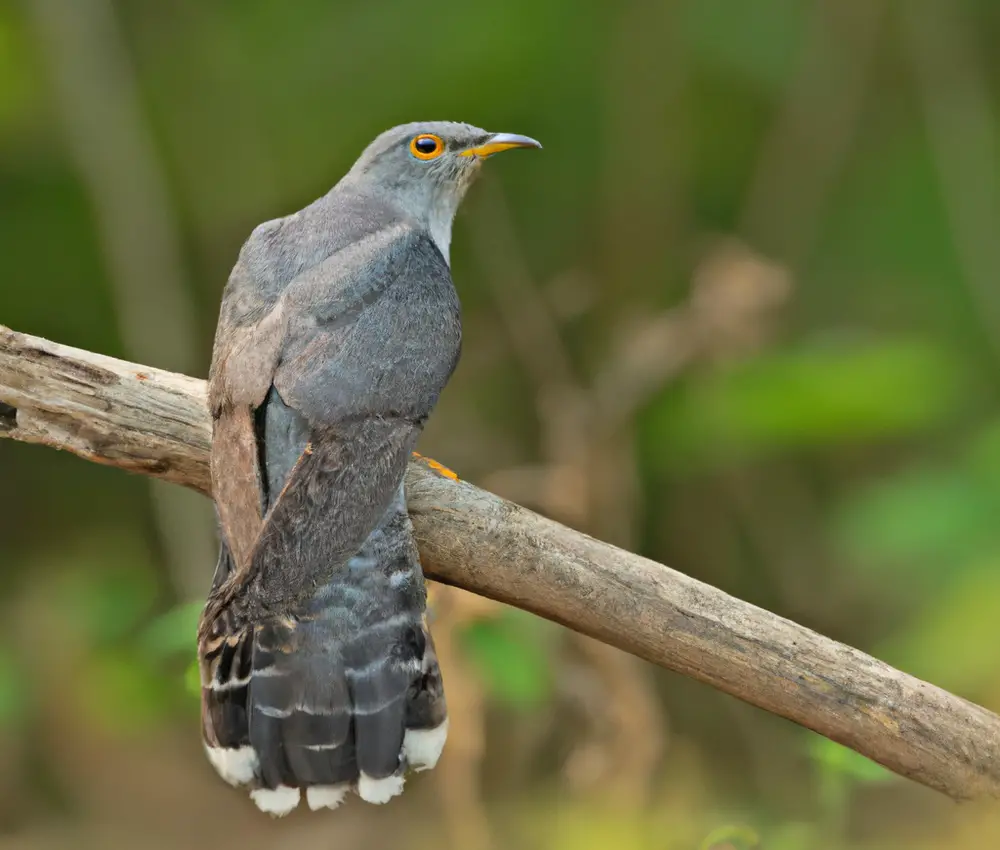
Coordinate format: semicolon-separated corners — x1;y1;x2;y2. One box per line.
197;121;540;815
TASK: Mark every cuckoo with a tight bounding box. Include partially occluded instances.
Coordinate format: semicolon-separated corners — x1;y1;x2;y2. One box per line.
198;121;541;816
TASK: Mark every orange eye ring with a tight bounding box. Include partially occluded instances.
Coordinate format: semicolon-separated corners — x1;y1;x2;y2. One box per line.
410;133;444;161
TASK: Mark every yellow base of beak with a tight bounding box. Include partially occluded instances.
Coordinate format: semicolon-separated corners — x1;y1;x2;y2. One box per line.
460;133;542;158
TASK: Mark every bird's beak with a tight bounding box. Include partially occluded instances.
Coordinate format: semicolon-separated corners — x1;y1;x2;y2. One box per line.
460;133;543;159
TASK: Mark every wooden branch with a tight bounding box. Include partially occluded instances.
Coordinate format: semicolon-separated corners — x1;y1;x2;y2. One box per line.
2;323;999;802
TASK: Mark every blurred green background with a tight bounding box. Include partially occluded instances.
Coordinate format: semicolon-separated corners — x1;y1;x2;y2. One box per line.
2;0;1000;847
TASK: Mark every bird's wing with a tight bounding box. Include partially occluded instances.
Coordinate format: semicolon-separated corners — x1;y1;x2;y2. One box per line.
249;223;461;602
206;198;447;577
207;255;288;573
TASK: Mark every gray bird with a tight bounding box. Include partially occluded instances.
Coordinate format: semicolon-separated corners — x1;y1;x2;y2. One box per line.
198;121;540;816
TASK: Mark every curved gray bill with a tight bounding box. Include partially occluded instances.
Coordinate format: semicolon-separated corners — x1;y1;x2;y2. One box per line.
460;133;543;158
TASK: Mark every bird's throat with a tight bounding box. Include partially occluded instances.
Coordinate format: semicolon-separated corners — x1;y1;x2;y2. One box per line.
426;194;458;265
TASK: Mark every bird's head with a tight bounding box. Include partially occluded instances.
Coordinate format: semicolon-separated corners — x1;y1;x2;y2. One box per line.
342;121;541;260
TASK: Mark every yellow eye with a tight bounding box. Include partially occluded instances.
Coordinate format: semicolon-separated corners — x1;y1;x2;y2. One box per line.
410;133;444;160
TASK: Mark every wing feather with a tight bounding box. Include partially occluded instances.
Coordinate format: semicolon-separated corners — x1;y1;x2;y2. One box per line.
207;206;440;575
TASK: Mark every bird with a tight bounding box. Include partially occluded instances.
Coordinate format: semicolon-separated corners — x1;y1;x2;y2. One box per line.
197;121;541;817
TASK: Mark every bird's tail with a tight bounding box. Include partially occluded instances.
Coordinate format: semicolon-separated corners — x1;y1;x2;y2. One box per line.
199;528;448;816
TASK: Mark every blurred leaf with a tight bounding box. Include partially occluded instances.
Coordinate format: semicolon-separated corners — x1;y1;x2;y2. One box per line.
138;601;202;661
647;337;965;469
184;657;201;698
458;610;552;707
56;565;158;647
808;736;894;785
763;822;824;850
832;418;1000;590
701;825;761;849
833;465;1000;581
79;649;173;735
42;532;160;647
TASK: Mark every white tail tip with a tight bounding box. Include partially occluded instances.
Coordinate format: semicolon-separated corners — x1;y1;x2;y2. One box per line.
403;717;449;771
251;785;301;817
306;785;349;811
205;744;258;787
357;772;405;804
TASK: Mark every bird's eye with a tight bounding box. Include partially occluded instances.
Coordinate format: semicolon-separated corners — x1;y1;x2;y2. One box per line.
410;134;444;160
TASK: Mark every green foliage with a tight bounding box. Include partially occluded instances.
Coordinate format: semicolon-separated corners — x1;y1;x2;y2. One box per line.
79;649;176;735
700;825;762;850
804;736;895;845
458;610;554;708
835;418;1000;579
140;602;204;702
760;822;829;850
21;533;196;734
138;600;202;662
184;656;201;698
56;566;158;647
834;464;1000;583
646;337;965;470
807;737;894;787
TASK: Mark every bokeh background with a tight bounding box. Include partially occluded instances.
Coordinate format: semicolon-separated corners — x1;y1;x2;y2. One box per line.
2;0;1000;847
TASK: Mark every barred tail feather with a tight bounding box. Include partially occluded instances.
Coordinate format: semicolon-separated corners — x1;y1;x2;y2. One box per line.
201;543;257;786
199;512;448;816
201;387;448;815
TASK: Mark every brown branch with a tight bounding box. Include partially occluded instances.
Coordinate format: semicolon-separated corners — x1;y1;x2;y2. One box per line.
2;323;1000;802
